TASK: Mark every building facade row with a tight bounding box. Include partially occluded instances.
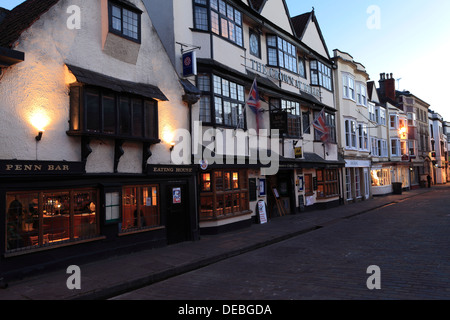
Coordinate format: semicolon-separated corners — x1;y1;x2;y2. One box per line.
0;0;446;280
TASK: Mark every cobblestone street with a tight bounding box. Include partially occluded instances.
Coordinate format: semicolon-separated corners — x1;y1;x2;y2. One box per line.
113;186;450;300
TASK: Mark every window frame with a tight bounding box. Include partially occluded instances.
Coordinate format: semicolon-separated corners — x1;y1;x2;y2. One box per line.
193;0;243;47
313;111;336;143
311;60;332;91
304;174;314;196
270;98;302;138
358;123;369;151
345;168;352;200
316;169;339;199
120;184;162;234
197;74;246;129
69;84;159;142
108;0;142;43
390;114;399;129
266;34;298;74
199;169;251;220
249;28;261;58
391;138;400;156
342;73;355;101
6;188;101;253
356;82;367;106
345;119;357;149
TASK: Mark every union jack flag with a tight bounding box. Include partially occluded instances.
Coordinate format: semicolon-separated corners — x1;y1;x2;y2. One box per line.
312;108;329;143
247;78;263;131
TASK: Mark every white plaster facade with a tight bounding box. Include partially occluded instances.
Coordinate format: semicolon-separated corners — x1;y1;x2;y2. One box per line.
0;0;187;172
429;110;448;184
145;0;342;232
332;49;371;202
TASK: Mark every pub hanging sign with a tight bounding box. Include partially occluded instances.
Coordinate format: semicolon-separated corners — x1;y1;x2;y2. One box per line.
0;160;85;175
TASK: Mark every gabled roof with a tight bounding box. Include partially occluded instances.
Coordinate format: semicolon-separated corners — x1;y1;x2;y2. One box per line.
0;7;10;23
0;0;59;48
291;12;311;38
291;9;330;59
248;0;268;13
367;81;375;101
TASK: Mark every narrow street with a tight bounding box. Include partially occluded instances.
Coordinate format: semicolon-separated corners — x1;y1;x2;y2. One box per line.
112;186;450;300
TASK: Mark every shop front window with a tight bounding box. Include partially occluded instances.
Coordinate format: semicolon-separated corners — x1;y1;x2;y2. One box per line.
121;185;161;232
316;169;339;199
6;189;99;252
199;169;250;220
371;169;391;187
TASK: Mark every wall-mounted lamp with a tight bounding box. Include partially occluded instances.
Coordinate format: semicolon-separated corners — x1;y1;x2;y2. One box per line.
169;142;175;152
35;131;43;141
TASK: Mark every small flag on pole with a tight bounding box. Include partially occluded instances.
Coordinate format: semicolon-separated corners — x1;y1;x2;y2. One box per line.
247;78;263;131
312;108;329;143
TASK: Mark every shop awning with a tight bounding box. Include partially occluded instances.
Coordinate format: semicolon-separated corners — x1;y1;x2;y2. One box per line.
66;64;168;101
279;152;345;169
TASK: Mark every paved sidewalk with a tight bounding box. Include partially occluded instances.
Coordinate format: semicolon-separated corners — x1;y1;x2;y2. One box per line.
0;186;437;300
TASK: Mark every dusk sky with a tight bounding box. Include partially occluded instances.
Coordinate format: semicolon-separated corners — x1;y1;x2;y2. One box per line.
2;0;449;121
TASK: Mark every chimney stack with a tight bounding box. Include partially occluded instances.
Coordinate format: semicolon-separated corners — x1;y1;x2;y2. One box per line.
379;72;396;101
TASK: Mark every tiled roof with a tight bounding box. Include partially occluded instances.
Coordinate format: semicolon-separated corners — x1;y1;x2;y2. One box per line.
0;0;59;48
66;64;169;101
291;12;311;38
248;0;267;13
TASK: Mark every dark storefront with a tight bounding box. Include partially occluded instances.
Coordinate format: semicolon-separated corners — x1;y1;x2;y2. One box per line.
0;161;198;281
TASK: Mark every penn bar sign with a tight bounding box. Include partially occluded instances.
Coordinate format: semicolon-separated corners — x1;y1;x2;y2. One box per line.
0;160;85;175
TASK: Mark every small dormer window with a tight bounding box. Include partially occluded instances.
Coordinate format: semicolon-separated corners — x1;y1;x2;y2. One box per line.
109;0;141;43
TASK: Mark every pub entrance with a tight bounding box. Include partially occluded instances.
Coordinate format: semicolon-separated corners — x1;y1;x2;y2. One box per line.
267;171;295;218
165;183;191;244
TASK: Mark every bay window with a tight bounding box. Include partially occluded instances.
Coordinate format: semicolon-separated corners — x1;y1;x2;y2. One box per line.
271;99;301;137
358;123;368;151
371;168;391;187
342;74;355;100
369;104;376;122
345;119;357;149
356;83;367;106
198;74;245;128
407;112;416;127
390;114;398;129
401;141;408;156
69;85;158;141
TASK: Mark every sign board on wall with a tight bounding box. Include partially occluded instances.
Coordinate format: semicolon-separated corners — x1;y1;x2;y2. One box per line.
173;188;181;204
183;51;197;77
294;146;303;159
0;160;85;175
